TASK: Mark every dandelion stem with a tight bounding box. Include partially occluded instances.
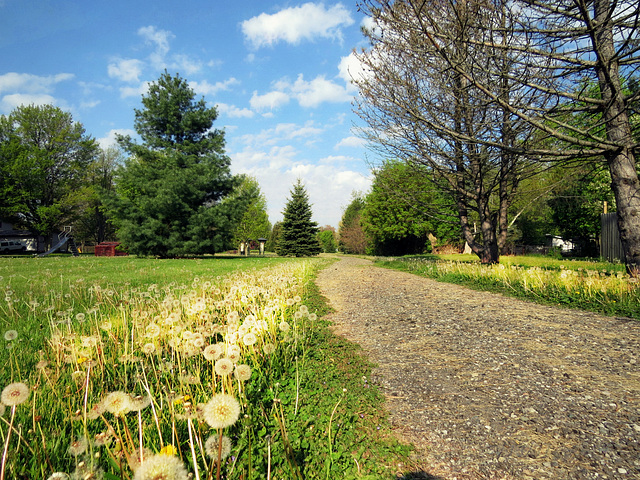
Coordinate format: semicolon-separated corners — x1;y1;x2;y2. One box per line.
0;406;16;480
187;419;201;480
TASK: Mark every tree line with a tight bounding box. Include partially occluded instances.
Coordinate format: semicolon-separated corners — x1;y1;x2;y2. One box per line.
0;72;322;258
336;159;614;256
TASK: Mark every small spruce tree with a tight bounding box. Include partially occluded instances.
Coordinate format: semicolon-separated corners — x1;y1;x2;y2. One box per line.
276;180;321;257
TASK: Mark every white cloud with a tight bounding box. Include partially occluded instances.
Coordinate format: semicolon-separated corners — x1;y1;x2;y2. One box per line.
338;51;367;91
250;90;290;110
1;93;59;112
216;103;254;119
191;78;239;96
0;72;74;94
170;54;202;75
120;81;150;98
107;58;144;82
335;135;365;148
287;74;352;107
97;128;136;149
241;2;354;48
138;25;173;57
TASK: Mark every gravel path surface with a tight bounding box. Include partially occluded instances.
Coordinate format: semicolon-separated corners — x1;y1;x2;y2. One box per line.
315;256;640;480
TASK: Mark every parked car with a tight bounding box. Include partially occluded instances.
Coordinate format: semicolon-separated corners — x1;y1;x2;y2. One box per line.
0;240;26;254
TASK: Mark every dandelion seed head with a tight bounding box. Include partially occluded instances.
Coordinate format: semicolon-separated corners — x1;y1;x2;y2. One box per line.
203;343;223;361
278;321;290;333
103;391;132;417
215;358;234;376
262;343;276;355
4;330;18;341
142;343;156;355
68;435;88;456
203;394;241;429
1;382;29;406
47;473;70;480
204;434;232;461
242;332;257;346
132;453;188;480
235;364;252;382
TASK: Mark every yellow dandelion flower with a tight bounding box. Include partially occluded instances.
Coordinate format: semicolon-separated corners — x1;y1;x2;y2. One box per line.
203;394;241;429
159;444;177;456
1;382;30;406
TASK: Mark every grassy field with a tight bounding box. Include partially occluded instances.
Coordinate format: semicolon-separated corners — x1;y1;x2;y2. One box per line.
377;254;639;319
0;254;411;480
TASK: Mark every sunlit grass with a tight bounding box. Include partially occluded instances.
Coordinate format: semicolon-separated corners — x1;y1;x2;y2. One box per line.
0;255;410;479
378;254;639;319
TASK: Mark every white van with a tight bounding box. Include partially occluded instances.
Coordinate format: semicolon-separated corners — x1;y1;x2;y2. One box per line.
0;240;26;254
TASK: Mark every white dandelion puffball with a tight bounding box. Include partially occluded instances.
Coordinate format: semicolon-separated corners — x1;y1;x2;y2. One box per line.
1;382;30;406
132;453;188;480
203;393;241;429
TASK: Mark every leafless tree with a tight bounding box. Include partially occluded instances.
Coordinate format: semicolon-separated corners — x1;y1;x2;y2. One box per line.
354;0;543;263
356;0;640;272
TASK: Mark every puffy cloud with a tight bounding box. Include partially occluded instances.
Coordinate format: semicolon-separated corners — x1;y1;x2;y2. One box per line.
120;81;150;98
0;72;74;94
107;58;144;82
97;128;137;149
335;135;365;148
138;25;173;57
216;103;254;119
241;2;354;48
287;74;352;107
1;93;58;112
338;51;368;91
191;78;240;96
250;90;290;110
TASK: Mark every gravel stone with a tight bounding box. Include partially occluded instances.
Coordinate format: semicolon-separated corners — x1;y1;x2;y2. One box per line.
316;256;640;480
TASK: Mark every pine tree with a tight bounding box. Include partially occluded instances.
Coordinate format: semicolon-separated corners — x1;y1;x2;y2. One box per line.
107;72;238;257
276;180;321;257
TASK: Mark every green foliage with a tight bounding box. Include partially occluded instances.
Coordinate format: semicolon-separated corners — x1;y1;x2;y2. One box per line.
338;192;368;254
107;72;238;257
268;221;283;252
548;164;614;239
228;175;272;246
0;104;98;238
317;228;338;253
362;161;459;255
72;146;122;244
276;180;322;257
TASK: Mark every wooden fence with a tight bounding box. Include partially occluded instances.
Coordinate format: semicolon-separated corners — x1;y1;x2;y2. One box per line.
600;212;625;263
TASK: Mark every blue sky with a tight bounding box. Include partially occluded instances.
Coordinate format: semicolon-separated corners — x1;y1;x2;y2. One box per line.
0;1;373;228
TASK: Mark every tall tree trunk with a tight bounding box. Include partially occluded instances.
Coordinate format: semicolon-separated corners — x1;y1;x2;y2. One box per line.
592;0;640;275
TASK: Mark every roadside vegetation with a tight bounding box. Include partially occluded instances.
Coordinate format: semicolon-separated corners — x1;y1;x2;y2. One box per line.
0;256;410;480
378;254;639;320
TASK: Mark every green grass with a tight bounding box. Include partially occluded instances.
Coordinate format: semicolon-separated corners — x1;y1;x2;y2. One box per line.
377;254;639;319
0;255;412;480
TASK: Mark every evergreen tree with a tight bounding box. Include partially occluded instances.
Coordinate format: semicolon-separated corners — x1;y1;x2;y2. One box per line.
107;72;237;257
276;180;321;257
